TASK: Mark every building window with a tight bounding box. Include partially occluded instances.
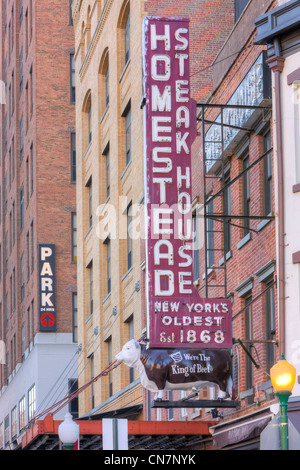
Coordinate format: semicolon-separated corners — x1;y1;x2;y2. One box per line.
70;54;75;103
86;178;92;229
83;92;92;150
127;202;132;271
71;213;77;262
88;262;93;317
103;144;110;199
4;415;9;447
68;379;78;419
265;281;276;373
88;97;92;144
19;0;23;24
105;62;109;108
5;233;8;272
71;132;76;183
31;221;34;273
20;115;24;160
69;0;73;25
25;9;28;56
26;81;29;130
20;252;25;300
20;184;24;229
72;293;78;343
104;237;111;294
19;396;26;432
242;153;250;237
30;65;33;115
13;267;16;311
19;47;23;93
28;384;36;421
106;336;113;397
125;105;131;166
124;12;130;65
30;143;34;194
5;292;9;332
234;0;249;22
223;171;231;254
244;294;253;390
21;323;25;361
26;158;29;205
263;128;272;216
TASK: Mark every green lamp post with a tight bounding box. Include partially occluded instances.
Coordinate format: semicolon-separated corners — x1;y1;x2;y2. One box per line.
58;412;79;450
270;354;296;450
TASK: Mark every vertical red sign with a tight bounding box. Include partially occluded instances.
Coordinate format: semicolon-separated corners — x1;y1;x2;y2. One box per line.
143;17;232;349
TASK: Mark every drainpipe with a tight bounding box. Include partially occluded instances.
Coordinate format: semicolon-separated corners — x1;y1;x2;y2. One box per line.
266;38;285;356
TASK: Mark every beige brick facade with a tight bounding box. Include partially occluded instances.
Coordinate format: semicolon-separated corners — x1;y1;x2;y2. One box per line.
73;0;235;418
73;0;146;416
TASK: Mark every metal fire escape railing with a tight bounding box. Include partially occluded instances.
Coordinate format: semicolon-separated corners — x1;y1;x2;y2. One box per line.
198;103;273;299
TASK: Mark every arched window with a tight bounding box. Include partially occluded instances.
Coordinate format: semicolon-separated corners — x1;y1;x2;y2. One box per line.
124;11;130;65
82;91;92;151
117;1;130;75
99;49;109;117
80;21;85;62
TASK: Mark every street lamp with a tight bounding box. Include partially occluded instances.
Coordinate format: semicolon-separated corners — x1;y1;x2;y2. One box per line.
58;412;79;450
270;354;296;450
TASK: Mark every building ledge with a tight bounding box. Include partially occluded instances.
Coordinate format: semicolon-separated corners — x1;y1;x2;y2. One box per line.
255;0;300;45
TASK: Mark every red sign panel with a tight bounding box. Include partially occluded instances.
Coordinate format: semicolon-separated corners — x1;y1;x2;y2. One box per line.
143;17;232;349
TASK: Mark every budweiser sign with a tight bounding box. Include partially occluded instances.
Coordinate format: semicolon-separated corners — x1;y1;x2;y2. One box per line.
143;17;232;349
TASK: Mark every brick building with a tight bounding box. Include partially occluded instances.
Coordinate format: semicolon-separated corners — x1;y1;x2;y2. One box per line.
255;0;300;449
72;0;235;425
0;0;77;449
194;0;280;449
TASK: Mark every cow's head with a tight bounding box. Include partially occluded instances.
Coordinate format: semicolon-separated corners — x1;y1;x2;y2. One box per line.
115;339;141;367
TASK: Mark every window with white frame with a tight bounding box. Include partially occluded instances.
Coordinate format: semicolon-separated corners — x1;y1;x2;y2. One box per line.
28;384;36;421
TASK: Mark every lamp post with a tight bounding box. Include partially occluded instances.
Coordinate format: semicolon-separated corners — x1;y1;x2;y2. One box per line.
270;354;296;450
58;412;79;450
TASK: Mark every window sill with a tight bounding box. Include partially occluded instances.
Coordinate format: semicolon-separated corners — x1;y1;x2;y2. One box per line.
120;160;132;180
100;104;109;124
119;59;131;83
121;266;133;282
257;217;271;232
85;314;93;325
219;250;232;266
237;232;252;250
84;141;92;158
102;292;111;305
84;225;93;239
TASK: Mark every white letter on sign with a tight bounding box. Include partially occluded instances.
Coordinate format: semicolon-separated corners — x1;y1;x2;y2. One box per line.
152;85;171;112
41;247;52;260
155;270;175;296
150;24;170;50
151;55;171;81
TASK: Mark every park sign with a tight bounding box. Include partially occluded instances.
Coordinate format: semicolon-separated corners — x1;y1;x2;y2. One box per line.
142;17;232;349
38;244;56;331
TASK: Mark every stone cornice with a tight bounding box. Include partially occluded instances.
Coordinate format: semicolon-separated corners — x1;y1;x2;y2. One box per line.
78;0;113;80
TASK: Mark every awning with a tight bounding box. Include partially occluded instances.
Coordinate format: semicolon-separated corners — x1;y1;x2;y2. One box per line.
211;411;273;449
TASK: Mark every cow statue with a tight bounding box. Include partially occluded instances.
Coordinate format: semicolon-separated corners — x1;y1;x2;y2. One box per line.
116;339;233;401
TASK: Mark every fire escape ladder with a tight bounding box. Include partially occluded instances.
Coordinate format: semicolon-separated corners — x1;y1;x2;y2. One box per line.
198;102;273;300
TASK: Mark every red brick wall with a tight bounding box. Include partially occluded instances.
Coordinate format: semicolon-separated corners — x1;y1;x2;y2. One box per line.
0;0;76;383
